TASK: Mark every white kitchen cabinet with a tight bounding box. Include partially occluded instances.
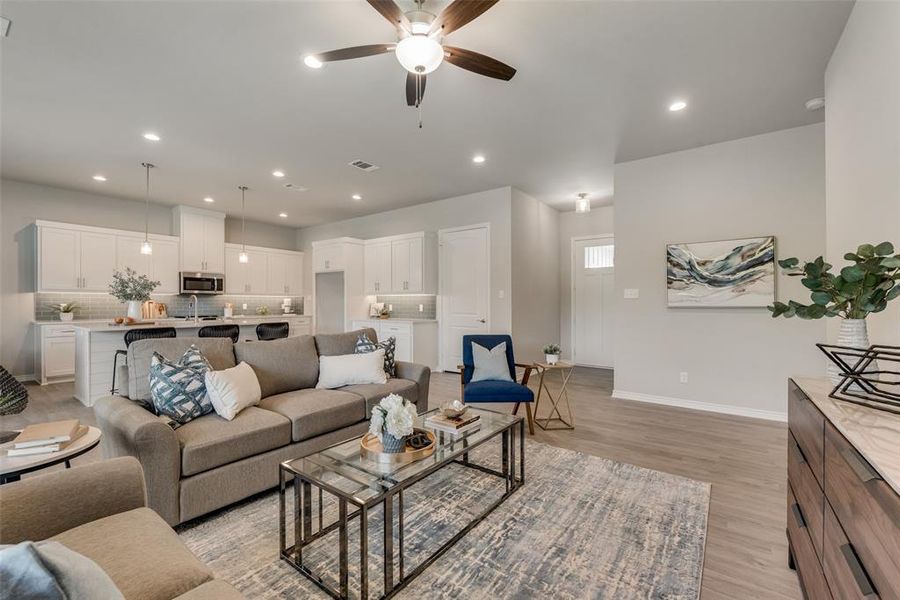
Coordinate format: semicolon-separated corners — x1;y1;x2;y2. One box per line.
364;241;392;294
150;238;181;294
286;253;303;296
391;237;424;293
39;227;80;290
116;236;150;276
36;324;77;384
174;206;225;273
79;232;118;291
349;319;439;369
362;232;436;294
312;238;359;273
225;243;304;296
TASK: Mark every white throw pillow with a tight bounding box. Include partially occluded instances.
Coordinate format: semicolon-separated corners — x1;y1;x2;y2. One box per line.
204;361;262;420
317;349;388;389
471;341;514;383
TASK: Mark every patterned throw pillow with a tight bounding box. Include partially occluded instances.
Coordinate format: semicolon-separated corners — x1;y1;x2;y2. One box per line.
149;345;214;428
355;333;397;377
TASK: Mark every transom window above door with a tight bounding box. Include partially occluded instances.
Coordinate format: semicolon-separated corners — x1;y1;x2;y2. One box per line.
584;244;614;269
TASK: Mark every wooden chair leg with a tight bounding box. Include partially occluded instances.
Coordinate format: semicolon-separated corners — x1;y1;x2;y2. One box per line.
512;402;520;415
525;403;535;435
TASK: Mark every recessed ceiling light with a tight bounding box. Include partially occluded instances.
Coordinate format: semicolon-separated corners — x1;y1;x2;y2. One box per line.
142;132;161;141
668;100;687;112
279;212;288;218
805;97;826;111
92;175;107;182
203;197;214;203
304;55;323;69
352;194;362;201
272;170;285;178
472;154;486;164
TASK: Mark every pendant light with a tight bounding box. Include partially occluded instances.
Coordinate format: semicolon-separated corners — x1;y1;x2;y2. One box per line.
140;162;155;254
575;192;591;214
238;186;249;263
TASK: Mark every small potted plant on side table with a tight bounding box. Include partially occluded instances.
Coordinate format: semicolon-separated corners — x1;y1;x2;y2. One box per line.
369;393;418;453
48;302;78;321
543;343;561;365
109;268;160;322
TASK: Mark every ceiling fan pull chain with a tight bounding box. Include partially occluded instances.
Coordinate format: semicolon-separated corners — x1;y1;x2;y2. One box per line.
417;74;423;128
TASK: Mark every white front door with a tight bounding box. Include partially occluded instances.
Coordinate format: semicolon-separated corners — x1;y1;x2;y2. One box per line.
573;237;615;368
440;225;490;372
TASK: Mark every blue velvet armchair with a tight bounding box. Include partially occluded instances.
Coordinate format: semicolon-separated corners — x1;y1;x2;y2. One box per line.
458;335;535;434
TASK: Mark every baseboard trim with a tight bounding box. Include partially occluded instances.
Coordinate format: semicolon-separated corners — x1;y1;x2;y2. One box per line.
612;389;787;423
14;373;36;383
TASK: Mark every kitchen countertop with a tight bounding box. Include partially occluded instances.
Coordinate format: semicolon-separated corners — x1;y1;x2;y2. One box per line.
794;376;900;495
69;315;309;332
354;318;438;323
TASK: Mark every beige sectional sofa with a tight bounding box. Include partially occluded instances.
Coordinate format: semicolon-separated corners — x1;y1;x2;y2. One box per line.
94;328;430;526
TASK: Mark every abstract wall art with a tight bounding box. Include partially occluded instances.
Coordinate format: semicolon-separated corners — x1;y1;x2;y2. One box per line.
667;236;776;307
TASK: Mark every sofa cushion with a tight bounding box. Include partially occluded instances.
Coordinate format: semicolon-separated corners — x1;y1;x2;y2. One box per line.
50;507;212;600
174;580;245;600
233;335;318;398
129;338;236;402
259;389;366;442
341;378;419;415
175;407;291;476
314;328;376;357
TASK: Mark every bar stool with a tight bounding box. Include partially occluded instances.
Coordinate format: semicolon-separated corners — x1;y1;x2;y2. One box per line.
198;324;240;343
256;322;289;341
110;327;177;394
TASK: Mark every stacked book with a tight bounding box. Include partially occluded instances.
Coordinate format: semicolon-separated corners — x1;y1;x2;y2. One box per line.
425;412;481;435
6;419;87;457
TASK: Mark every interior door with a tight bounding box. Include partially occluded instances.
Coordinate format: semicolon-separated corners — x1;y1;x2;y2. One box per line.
440;226;489;371
79;232;117;291
39;227;80;290
573;237;615;368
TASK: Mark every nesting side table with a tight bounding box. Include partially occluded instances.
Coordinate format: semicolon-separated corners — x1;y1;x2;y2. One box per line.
532;362;576;430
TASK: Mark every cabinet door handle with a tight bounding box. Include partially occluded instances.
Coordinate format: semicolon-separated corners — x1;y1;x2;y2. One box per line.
791;503;806;528
792;440;807;464
842;447;881;483
840;544;877;597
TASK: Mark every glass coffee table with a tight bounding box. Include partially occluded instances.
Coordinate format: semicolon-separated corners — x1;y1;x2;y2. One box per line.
279;406;525;599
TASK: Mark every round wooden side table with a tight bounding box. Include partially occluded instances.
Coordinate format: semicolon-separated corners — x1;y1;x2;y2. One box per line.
532;361;576;430
0;426;102;484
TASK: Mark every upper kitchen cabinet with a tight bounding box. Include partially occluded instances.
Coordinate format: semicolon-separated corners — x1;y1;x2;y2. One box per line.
225;243;304;296
267;251;305;296
173;206;225;273
364;232;436;294
116;234;181;294
37;222;116;292
312;237;363;273
364;241;392;294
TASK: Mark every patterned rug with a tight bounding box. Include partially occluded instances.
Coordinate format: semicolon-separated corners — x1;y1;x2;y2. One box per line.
178;440;710;599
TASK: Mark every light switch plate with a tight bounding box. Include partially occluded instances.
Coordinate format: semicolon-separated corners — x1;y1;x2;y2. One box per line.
498;290;505;299
624;288;640;299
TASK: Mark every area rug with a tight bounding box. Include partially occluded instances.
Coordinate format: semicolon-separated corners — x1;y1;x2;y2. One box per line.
179;440;710;599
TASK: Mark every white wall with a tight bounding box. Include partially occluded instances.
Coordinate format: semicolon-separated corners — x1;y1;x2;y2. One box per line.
510;189;560;363
825;0;900;345
296;187;514;335
0;178;297;377
558;206;615;358
613;124;826;419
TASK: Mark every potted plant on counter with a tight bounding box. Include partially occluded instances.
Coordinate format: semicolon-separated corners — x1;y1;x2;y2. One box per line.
369;393;418;453
109;268;160;322
769;241;900;382
543;343;561;365
48;302;78;321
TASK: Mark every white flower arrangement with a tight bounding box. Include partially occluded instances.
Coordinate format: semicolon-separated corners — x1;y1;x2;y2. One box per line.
369;393;417;441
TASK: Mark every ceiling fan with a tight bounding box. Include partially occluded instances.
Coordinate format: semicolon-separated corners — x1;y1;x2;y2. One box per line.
304;0;516;123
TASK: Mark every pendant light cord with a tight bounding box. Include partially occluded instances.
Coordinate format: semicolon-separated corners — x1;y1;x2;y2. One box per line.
239;186;247;251
141;162;154;241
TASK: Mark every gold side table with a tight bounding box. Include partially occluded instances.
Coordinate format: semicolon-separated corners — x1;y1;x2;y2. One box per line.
532;361;575;430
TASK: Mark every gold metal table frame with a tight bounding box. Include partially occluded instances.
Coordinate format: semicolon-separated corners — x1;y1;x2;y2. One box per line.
533;362;576;430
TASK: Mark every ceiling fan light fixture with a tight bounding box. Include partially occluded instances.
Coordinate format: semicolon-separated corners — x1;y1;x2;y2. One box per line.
395;34;443;74
304;55;323;69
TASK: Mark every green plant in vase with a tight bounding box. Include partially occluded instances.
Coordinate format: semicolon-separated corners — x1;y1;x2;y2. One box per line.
542;343;561;365
47;302;78;321
109;268;160;322
768;241;900;381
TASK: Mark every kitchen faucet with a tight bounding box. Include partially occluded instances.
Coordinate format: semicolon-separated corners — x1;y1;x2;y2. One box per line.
189;295;199;323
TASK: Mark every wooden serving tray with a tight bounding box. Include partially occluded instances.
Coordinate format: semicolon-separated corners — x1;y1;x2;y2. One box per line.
360;428;436;465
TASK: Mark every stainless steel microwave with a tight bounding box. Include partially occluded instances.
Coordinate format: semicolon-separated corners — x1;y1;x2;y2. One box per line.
179;272;225;295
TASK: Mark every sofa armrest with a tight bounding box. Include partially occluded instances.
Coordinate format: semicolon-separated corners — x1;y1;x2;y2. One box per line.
0;456;146;544
93;395;182;526
395;361;431;413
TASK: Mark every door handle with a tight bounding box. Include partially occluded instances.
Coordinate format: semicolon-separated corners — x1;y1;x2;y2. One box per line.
840;544;877;597
477;318;486;323
792;440;807;464
790;503;806;528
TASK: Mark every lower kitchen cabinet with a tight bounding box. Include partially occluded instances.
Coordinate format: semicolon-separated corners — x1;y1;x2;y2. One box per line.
35;323;77;384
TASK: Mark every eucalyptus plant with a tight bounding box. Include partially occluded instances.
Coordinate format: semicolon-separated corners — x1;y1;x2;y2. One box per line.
768;242;900;320
108;268;160;302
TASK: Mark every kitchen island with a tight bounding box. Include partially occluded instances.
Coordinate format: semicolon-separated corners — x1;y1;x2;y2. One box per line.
73;315;311;406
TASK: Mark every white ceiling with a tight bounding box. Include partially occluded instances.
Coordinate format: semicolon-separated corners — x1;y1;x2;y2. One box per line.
1;1;852;226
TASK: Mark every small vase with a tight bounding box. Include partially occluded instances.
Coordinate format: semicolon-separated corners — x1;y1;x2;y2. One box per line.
827;318;872;384
126;301;143;321
381;433;407;454
546;354;559;365
59;312;74;321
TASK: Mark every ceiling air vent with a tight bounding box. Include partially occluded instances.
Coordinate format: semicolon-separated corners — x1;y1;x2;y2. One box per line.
284;183;309;192
348;159;380;172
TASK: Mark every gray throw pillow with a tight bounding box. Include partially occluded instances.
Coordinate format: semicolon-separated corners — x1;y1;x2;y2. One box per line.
0;541;124;600
471;341;513;383
149;345;213;428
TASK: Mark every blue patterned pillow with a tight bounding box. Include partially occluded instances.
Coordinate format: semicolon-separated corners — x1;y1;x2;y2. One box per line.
355;333;396;377
149;345;213;428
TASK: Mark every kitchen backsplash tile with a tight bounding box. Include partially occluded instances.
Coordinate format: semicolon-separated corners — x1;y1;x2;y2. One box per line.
375;295;436;319
35;293;304;321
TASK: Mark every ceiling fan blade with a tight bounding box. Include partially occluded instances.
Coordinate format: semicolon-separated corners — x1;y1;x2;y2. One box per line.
429;0;499;36
366;0;411;32
405;72;426;106
314;44;396;63
444;46;516;81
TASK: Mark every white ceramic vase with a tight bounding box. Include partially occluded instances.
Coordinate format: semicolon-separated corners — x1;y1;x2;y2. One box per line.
827;318;870;384
545;353;560;365
126;300;143;321
59;312;74;321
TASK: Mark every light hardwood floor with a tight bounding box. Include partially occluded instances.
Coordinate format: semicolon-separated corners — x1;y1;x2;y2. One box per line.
1;368;800;599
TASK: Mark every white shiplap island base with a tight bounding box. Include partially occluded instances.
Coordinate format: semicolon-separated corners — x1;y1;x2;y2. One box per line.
73;315;311;406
